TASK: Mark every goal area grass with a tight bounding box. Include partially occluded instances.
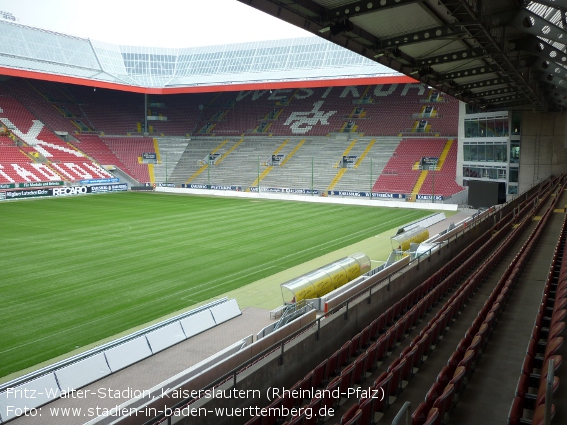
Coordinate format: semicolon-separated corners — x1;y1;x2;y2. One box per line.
0;192;433;379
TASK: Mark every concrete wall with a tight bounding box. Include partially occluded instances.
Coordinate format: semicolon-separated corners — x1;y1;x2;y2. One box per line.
519;111;567;193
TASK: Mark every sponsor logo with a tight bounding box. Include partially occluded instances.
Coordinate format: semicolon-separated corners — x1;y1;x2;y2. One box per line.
80;178;119;185
283;101;337;134
52;187;88;196
90;184;128;193
6;189;50;199
416;194;444;201
20;181;64;188
0;192;5;200
250;187;318;194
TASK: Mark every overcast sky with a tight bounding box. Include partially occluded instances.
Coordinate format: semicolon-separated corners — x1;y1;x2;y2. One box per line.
0;0;312;47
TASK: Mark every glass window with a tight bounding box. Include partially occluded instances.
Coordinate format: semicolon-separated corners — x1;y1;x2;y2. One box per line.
508;185;518;195
477;145;486;161
485;118;497;137
494;144;507;162
495;117;509;136
509;168;518;183
512;113;521;135
510;141;520;163
465;120;480;137
469;145;477;161
464;145;471;161
485;144;494;161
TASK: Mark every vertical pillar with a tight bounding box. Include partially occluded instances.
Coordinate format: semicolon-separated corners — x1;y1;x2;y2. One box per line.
144;93;148;134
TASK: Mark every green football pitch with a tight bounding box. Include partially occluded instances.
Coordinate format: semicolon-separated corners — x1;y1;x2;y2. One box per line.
0;192;432;379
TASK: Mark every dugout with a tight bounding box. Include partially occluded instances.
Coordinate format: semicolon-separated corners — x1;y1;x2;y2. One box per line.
280;253;371;304
391;226;430;251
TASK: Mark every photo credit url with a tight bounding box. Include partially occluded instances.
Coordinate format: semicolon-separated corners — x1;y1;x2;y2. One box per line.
3;385;386;419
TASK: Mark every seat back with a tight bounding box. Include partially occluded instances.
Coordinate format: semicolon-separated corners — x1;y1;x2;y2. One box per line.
411;401;430;425
432;384;455;418
423;408;441;425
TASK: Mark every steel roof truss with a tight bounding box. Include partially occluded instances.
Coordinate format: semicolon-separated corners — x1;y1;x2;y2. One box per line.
520;37;567;64
414;47;485;67
459;77;507;89
377;24;467;49
438;64;498;80
511;9;567;46
529;0;567;10
326;0;422;21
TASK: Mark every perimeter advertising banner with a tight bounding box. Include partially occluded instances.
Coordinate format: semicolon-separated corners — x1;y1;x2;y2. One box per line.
88;183;128;193
5;188;53;199
80;178;119;185
0;181;65;189
416;194;444;201
1;184;128;200
328;191;406;199
181;184;243;191
249;187;319;194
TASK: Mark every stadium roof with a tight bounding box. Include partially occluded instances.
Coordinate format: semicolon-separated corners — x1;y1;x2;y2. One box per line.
239;0;567;112
0;20;413;93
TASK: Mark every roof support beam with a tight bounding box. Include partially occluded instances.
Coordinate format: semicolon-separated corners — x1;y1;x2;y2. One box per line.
531;57;567;82
519;37;567;63
471;87;516;98
377;25;467;49
487;99;530;110
327;0;421;21
414;47;485;67
438;64;498;81
530;0;567;9
440;0;546;110
459;77;507;90
510;10;567;46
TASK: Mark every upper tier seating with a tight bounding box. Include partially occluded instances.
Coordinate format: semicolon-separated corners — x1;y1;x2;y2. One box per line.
0;78;458;139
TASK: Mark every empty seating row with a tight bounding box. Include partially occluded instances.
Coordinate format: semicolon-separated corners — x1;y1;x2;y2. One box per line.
411;177;564;425
510;180;567;425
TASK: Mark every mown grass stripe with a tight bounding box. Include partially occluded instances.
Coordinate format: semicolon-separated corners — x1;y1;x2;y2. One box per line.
0;192;432;378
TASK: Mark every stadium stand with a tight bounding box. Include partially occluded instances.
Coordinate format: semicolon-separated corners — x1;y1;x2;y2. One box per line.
0;77;463;195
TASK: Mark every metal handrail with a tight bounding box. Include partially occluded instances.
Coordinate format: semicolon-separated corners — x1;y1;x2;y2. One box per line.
391;401;411;425
544;358;555;425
